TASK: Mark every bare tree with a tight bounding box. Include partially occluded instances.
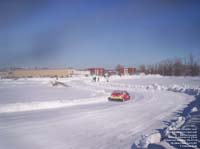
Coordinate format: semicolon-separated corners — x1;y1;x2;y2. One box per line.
173;58;183;76
115;64;124;75
139;65;146;73
143;54;200;76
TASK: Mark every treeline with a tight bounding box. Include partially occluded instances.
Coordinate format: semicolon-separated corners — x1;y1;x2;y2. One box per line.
139;54;200;76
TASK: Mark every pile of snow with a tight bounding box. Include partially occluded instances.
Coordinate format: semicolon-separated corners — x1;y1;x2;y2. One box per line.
50;80;70;87
135;132;162;148
190;107;198;113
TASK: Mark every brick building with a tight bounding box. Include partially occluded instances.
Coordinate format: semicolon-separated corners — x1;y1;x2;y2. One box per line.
118;67;136;75
87;68;105;76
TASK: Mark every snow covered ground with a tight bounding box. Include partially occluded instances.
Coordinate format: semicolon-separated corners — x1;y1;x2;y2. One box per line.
0;75;199;149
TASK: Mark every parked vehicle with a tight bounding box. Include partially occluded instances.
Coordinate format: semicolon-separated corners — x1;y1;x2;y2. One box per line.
108;90;131;102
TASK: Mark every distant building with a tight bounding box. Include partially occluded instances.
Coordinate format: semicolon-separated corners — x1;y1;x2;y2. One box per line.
71;69;90;76
0;68;73;78
105;69;118;76
118;67;136;75
0;71;9;79
128;67;136;75
87;68;105;76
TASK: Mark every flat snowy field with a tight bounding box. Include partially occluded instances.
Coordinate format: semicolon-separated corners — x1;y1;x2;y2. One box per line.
0;75;199;149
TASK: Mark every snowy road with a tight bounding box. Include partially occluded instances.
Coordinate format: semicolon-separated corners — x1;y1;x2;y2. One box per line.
0;76;198;149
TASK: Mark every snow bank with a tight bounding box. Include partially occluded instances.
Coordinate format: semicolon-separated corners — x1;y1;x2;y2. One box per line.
135;116;186;148
0;95;108;113
169;84;200;96
109;74;163;81
99;80;200;94
146;83;167;90
163;116;186;137
95;82;168;93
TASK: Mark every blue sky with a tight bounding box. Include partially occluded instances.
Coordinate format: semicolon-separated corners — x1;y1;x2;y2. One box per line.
0;0;200;68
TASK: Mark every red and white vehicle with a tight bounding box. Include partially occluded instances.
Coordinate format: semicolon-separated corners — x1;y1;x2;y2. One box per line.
108;90;131;102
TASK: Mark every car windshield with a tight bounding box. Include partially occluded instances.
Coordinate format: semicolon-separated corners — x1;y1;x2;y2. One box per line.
113;91;121;93
112;91;126;94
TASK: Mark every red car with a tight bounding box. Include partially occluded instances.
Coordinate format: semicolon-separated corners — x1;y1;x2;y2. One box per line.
108;90;131;102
